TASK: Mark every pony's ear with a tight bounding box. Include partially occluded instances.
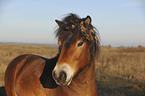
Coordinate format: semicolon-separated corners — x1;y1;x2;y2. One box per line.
85;16;91;25
55;20;65;28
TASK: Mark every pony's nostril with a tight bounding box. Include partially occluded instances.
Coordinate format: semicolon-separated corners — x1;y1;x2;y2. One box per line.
59;71;67;82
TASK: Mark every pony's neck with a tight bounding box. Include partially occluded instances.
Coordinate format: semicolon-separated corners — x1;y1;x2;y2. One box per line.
65;57;97;96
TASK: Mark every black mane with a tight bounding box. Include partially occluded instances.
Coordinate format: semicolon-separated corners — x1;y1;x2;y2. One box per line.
55;13;80;38
55;13;100;56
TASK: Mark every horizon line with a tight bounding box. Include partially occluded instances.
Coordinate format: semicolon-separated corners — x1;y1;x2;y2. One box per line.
0;41;144;47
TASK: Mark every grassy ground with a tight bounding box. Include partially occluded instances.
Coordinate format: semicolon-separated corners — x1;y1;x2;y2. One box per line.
0;44;145;96
96;46;145;96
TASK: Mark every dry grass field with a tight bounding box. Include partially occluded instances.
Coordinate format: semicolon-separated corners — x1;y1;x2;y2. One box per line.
96;46;145;96
0;44;145;96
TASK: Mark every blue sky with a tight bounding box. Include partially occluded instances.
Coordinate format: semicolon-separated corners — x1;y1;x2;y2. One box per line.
0;0;145;47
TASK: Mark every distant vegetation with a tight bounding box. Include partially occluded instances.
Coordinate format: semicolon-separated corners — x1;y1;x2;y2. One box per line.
0;44;145;96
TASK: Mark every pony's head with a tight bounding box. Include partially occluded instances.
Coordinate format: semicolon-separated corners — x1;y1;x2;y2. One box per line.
52;14;99;86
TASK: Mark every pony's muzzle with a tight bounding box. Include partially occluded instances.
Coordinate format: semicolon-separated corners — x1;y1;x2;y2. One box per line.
52;70;67;85
52;64;74;86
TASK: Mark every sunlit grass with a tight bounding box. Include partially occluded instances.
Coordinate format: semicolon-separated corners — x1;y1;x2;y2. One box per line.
96;46;145;96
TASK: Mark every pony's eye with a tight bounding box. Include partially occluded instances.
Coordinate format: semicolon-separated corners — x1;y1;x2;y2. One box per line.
77;42;84;47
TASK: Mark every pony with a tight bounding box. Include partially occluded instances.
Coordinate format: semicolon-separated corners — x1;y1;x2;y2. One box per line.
4;13;100;96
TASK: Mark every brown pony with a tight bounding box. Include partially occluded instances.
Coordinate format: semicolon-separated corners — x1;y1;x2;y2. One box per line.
4;14;100;96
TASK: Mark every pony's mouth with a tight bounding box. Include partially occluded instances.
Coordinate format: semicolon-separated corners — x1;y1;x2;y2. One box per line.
55;76;73;86
66;77;73;86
